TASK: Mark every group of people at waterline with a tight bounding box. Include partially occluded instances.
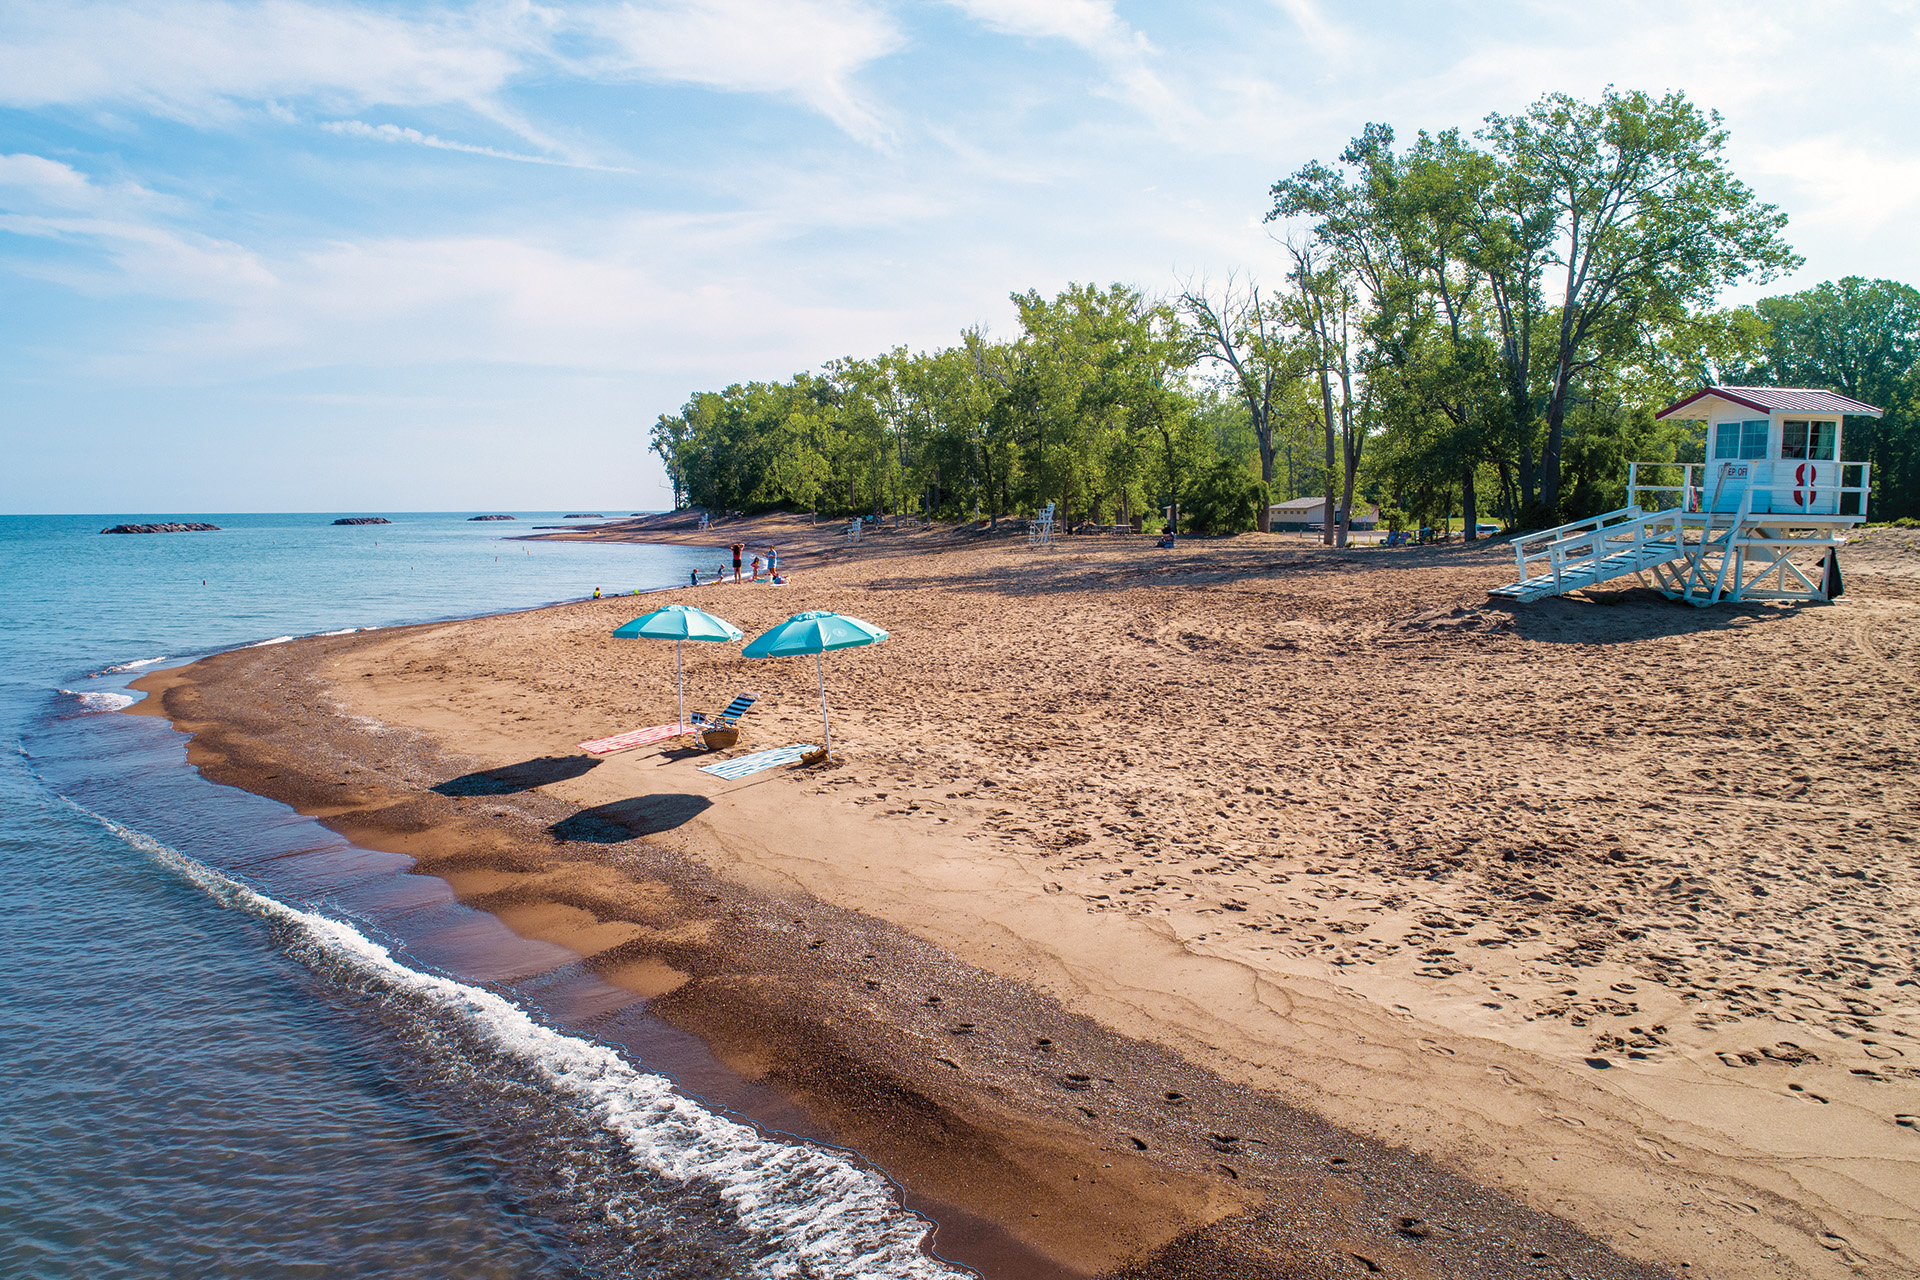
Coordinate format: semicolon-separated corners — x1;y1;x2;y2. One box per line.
703;542;783;586
586;544;784;600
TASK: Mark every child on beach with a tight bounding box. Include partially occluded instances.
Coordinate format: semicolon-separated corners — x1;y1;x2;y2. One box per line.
750;554;762;580
730;543;744;582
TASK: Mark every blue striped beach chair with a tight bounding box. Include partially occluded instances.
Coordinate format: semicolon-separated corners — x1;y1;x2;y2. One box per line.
691;693;757;732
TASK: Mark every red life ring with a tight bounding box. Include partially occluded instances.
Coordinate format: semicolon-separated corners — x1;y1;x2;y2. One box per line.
1794;462;1817;508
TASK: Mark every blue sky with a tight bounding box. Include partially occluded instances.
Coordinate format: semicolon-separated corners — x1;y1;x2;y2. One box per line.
3;0;1916;514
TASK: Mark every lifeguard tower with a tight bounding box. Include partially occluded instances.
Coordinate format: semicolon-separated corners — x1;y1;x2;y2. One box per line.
1489;386;1878;606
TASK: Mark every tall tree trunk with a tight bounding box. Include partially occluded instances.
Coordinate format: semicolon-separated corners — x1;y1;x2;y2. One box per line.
1258;440;1275;533
1462;466;1478;541
1318;367;1337;546
1540;361;1571;516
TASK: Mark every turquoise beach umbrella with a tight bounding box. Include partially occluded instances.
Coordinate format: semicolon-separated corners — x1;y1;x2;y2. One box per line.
613;605;744;730
741;611;888;756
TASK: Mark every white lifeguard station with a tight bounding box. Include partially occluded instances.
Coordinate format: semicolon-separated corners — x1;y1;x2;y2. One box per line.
1490;386;1878;606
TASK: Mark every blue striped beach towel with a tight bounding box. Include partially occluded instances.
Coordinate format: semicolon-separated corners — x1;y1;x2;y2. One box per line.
698;744;818;780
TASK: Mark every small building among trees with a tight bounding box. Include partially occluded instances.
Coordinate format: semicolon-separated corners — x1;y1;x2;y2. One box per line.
1267;497;1379;532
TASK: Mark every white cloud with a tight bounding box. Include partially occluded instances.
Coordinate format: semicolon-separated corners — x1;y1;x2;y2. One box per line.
319;120;637;171
945;0;1139;52
575;0;901;143
0;152;272;296
944;0;1194;133
0;0;903;144
0;0;524;118
0;153;106;209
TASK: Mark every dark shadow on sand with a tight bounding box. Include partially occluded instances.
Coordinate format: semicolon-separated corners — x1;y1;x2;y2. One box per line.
861;536;1517;600
433;755;601;796
550;793;712;843
1490;587;1799;645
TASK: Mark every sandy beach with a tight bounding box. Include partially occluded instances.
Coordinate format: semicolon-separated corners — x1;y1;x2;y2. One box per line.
132;516;1920;1278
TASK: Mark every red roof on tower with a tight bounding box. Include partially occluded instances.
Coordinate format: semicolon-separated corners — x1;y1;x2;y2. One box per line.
1655;386;1884;420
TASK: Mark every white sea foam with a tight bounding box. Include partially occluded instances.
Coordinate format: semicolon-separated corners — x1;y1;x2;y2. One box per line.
77;806;961;1280
103;656;169;673
317;628;359;637
58;689;137;712
247;636;296;647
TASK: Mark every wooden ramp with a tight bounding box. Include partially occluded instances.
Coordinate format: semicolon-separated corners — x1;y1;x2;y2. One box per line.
1488;508;1690;603
1490;499;1851;608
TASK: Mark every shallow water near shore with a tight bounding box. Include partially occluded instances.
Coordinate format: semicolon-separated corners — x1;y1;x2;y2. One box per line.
0;513;966;1279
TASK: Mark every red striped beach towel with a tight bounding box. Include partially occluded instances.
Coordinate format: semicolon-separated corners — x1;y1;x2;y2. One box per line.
577;723;697;756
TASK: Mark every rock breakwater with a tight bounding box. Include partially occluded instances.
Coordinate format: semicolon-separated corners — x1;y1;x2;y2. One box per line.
100;523;221;534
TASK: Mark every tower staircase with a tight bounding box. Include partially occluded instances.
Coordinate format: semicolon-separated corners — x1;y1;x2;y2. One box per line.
1487;507;1691;603
1488;460;1868;607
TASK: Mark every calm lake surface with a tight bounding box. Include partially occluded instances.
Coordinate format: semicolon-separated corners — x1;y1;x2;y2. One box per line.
0;513;960;1280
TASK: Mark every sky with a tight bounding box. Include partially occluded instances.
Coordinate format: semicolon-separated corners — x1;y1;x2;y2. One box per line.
2;0;1916;514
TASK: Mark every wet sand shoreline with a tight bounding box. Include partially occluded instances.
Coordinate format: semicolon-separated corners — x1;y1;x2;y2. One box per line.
132;521;1920;1278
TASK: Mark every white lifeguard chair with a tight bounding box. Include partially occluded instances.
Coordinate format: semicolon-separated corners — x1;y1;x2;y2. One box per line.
1490;386;1878;606
1028;501;1057;551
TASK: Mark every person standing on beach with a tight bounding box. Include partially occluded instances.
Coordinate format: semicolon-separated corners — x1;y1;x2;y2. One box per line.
769;545;779;574
750;554;762;581
730;542;744;582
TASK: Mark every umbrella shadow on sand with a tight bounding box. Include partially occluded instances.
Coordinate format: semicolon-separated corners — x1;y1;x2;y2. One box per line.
549;794;712;844
433;755;601;796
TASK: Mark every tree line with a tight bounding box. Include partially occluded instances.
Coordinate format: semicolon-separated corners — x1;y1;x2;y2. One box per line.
652;89;1919;538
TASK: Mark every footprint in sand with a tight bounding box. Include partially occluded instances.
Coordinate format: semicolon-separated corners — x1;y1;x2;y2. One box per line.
1634;1138;1678;1163
1162;1090;1186;1105
1895;1115;1918;1129
1033;1036;1054;1052
1126;1136;1148;1150
1419;1040;1454;1057
1062;1073;1093;1090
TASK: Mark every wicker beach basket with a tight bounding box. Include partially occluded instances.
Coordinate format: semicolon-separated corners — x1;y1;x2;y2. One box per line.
702;727;739;751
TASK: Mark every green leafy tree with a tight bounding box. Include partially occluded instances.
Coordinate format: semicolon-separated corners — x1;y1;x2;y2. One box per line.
1727;277;1920;520
1186;458;1269;535
1482;88;1801;513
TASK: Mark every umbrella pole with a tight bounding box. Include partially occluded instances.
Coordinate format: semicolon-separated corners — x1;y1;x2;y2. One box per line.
676;640;686;734
817;652;831;756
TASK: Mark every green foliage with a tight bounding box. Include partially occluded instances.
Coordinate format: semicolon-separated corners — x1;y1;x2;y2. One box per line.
1271;89;1801;528
1186;461;1269;535
650;94;1908;540
650;282;1213;525
1723;277;1920;521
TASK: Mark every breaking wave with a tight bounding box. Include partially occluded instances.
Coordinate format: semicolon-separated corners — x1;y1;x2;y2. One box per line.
103;656;169;673
58;689;137;712
72;803;963;1280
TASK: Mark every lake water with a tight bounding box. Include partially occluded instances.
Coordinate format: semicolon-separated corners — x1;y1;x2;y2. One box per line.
0;513;964;1279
